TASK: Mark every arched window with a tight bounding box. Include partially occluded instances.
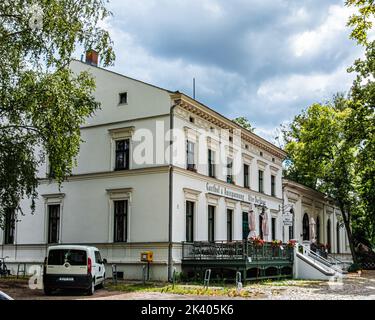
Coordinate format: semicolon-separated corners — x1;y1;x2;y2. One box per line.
336;222;340;254
302;213;310;241
327;219;331;253
316;216;320;243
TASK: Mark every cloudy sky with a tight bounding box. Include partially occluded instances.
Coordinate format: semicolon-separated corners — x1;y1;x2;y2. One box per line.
94;0;364;142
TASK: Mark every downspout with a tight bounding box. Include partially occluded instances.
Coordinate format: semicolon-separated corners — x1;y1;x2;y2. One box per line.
168;102;178;282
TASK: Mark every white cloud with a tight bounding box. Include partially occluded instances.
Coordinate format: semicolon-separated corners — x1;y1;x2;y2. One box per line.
290;5;355;58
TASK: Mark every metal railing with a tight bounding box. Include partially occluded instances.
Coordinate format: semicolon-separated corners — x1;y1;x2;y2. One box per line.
299;244;347;274
182;241;294;262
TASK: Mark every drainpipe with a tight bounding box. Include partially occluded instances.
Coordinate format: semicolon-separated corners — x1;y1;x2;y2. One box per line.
168;102;178;282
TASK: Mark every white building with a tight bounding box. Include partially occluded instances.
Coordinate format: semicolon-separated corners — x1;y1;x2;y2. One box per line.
283;179;351;259
0;57;350;281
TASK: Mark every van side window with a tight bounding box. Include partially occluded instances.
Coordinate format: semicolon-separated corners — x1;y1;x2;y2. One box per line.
95;251;102;263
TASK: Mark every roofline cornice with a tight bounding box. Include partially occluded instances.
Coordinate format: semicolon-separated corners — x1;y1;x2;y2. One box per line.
170;93;287;160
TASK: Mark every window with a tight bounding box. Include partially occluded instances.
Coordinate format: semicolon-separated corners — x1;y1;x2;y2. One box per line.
316;216;320;243
186;141;196;171
115;139;130;170
4;208;15;244
48;205;60;244
260;151;263;156
227;158;234;184
48;249;87;266
336;222;340;254
244;164;250;188
95;251;102;264
258;170;264;193
227;209;233;242
327;219;331;253
271;175;276;196
119;92;128;104
302;213;310;241
114;200;128;242
242;212;249;240
208;149;216;178
186;201;194;242
271;217;276;240
208;205;215;242
272;157;275;163
289;225;294;240
189;116;195;123
259;214;264;239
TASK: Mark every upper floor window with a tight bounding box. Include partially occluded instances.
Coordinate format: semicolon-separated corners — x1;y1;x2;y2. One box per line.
186;141;196;171
115;139;130;170
258;170;264;193
226;158;234;184
48;204;60;244
208;149;216;178
119;92;128;104
4;208;15;245
244;164;250;188
271;175;276;196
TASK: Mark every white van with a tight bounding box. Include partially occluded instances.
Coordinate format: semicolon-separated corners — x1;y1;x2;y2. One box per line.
43;245;107;295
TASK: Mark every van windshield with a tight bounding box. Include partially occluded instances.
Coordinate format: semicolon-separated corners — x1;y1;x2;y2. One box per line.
48;249;87;266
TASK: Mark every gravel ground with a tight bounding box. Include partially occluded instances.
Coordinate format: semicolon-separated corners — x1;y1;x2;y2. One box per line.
1;271;374;300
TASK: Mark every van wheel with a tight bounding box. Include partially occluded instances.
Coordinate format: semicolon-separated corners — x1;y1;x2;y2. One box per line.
87;279;95;296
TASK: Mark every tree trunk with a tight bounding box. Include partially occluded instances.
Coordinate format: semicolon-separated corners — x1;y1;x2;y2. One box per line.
338;202;358;264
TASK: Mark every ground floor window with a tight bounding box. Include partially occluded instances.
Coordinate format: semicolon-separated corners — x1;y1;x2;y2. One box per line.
4;208;15;244
114;200;128;242
336;222;340;254
271;217;276;240
259;214;264;239
327;219;331;253
302;213;309;241
289;225;294;240
186;201;194;242
48;204;60;244
208;205;215;242
242;212;249;240
227;209;233;242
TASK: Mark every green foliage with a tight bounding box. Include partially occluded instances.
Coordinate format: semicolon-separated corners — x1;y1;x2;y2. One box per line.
346;0;375;46
232;116;254;132
347;263;362;273
0;0;115;223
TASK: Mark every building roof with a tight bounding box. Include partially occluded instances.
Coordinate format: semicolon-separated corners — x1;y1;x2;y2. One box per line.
73;59;287;159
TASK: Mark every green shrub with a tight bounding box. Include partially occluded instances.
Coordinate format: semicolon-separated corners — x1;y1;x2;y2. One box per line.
347;263;362;272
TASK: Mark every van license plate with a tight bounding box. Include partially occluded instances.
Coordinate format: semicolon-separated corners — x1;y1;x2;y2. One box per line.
59;277;74;282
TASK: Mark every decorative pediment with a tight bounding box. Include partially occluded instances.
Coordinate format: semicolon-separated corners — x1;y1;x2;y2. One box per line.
108;126;135;140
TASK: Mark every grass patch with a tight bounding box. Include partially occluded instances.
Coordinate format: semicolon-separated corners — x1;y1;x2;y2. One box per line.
106;281;265;298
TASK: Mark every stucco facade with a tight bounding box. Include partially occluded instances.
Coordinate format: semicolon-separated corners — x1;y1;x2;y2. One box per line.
0;60;350;281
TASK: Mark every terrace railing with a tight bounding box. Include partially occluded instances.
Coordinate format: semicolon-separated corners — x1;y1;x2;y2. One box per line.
182;240;294;262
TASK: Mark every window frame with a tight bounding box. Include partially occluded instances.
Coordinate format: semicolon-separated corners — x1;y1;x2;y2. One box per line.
226;209;233;242
4;208;15;245
119;92;128;105
208;205;215;242
271;175;276;197
186;201;195;242
113;199;128;243
186;140;196;171
208;149;216;178
226;158;234;184
258;170;264;193
244;164;250;188
115;139;130;171
48;204;60;244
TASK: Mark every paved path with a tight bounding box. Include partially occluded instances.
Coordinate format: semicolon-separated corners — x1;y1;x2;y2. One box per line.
1;271;374;300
